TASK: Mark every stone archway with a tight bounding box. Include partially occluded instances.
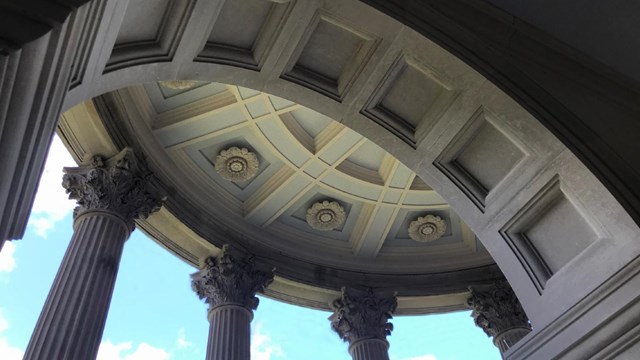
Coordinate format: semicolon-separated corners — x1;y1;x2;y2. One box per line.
2;0;640;358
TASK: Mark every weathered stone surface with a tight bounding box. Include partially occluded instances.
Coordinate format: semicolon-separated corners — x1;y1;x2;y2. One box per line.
24;150;163;360
62;148;165;225
468;280;531;354
330;287;397;343
192;245;274;310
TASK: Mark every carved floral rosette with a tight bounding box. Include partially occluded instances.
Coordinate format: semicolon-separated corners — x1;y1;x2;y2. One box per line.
306;200;346;231
408;214;446;242
214;146;260;182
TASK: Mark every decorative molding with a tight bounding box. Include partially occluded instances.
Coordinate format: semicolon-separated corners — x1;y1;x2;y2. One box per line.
329;287;397;343
105;0;196;71
500;176;599;294
408;214;446;242
306;200;346;231
68;0;108;89
195;0;293;71
158;80;199;90
467;280;531;340
281;11;380;102
434;107;527;213
214;146;260;182
191;245;274;310
62;148;165;226
361;54;457;149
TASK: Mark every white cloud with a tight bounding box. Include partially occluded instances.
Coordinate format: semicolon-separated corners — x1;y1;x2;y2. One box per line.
0;242;16;273
28;135;76;237
97;340;171;360
176;328;193;349
251;323;284;360
0;309;24;360
0;338;23;360
0;310;8;333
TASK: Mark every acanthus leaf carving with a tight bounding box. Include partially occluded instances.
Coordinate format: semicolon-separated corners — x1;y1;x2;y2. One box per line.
467;280;531;339
329;287;397;344
191;245;274;311
62;148;165;225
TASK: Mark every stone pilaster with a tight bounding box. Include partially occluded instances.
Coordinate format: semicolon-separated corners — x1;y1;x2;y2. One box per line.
330;287;397;360
24;149;164;360
467;280;532;357
192;245;274;360
0;0;95;246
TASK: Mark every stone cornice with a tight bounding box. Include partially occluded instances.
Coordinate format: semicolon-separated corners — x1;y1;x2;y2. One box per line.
330;287;397;344
191;245;274;311
62;148;165;227
467;280;531;338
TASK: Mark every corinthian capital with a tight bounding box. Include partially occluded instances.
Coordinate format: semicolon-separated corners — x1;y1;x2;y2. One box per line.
467;280;531;339
191;245;274;311
330;287;397;344
62;149;165;224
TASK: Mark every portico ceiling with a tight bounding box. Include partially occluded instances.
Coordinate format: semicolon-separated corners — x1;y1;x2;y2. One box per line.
145;80;491;271
59;80;502;313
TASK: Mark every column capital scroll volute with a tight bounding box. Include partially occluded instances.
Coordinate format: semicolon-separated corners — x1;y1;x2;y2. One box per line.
467;280;531;339
191;245;275;311
329;287;397;345
62;148;165;227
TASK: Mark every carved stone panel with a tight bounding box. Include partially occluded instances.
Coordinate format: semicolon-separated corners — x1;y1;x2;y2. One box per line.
282;12;379;101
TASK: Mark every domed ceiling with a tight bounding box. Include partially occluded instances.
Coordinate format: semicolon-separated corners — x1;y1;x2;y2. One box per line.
152;80;490;267
59;80;502;312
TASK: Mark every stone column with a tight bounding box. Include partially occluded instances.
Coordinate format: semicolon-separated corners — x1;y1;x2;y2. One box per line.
24;149;164;360
330;287;397;360
191;245;274;360
467;280;532;357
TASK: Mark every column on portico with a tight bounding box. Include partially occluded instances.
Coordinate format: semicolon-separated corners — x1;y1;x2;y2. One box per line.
24;149;164;360
330;287;398;360
467;280;532;357
191;245;274;360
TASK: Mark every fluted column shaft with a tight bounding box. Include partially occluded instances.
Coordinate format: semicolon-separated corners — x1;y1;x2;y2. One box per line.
24;149;164;360
192;245;274;360
206;304;253;360
24;211;130;359
349;338;390;360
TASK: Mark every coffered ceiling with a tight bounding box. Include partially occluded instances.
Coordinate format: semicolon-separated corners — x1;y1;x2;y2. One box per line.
130;80;493;273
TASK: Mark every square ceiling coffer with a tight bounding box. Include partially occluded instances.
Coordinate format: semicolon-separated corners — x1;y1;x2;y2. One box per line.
500;177;600;294
434;108;526;211
362;55;458;148
196;0;293;70
106;0;195;71
282;12;380;102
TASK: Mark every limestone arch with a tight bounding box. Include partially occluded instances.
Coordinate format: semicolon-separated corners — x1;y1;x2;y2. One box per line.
2;0;640;358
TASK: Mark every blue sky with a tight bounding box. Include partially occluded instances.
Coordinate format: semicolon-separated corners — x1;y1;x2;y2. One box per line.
0;135;500;360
